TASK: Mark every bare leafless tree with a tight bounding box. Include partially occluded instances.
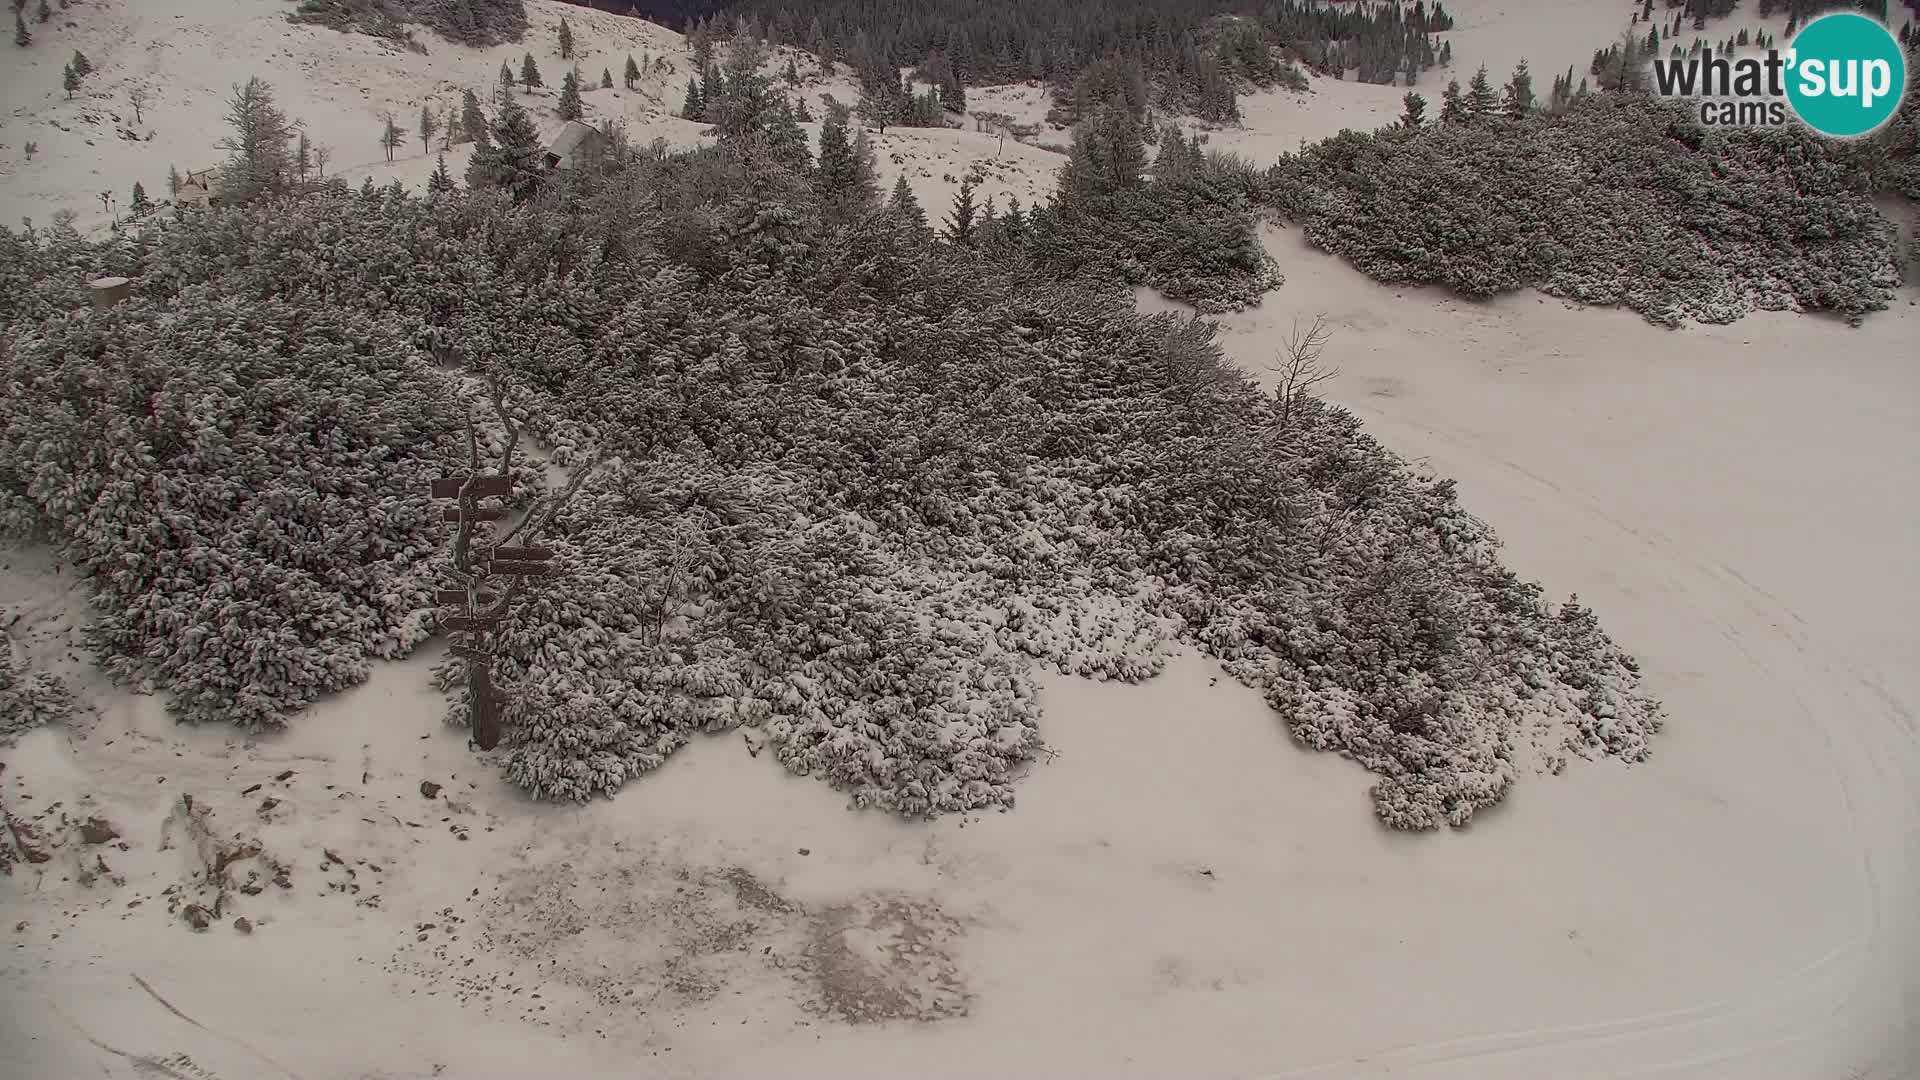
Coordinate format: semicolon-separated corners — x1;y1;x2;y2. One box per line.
311;143;330;179
1268;313;1338;429
128;83;150;126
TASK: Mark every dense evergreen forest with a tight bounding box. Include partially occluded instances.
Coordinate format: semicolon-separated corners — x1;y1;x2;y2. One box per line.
687;0;1454;117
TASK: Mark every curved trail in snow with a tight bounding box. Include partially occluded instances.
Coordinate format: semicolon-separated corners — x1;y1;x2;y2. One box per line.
1248;412;1918;1079
1166;239;1920;1078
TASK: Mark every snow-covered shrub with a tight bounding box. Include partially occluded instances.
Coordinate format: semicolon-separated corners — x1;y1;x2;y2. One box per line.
0;149;1662;827
0;279;467;727
1029;169;1284;312
0;620;74;744
1268;95;1901;326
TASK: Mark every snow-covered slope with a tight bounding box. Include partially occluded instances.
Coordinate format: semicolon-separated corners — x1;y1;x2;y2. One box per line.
0;0;1066;233
3;1;1917;1079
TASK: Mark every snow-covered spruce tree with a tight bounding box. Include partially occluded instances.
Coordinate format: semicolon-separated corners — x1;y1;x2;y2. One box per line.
428;152;454;194
217;76;298;204
557;69;583;121
943;176;978;246
1465;65;1498;122
418;103;438;154
886;174;926;231
623;54;639;89
459;87;488;147
763;97;812;172
521;53;542;89
814;98;877;212
465;94;544;202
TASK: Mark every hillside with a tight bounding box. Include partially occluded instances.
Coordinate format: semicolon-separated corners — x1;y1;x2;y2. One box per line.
0;0;1075;232
2;2;1918;1080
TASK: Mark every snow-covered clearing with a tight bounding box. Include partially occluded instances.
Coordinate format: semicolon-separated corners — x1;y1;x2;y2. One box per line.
3;0;1917;1078
0;0;1064;233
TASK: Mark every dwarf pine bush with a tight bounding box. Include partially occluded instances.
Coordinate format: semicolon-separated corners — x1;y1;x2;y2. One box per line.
0;140;1662;827
0;619;74;744
1267;95;1901;326
0;271;468;726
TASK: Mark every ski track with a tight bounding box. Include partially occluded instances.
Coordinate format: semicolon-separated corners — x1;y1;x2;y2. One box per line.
1238;402;1915;1079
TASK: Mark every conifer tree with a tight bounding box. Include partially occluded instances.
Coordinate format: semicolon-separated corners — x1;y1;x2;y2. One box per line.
1401;90;1427;128
851;125;880;197
1000;195;1028;245
558;69;583;121
69;49;89;77
689;19;714;71
499;60;515;102
521;53;543;89
712;32;774;137
461;88;488;146
943;175;978;246
418;103;438;153
700;63;723;120
428;152;454;194
466;94;544;202
296;131;311;179
1503;59;1535;118
129;181;149;214
62;62;78;98
167;163;181;196
557;17;572;60
887;173;926;229
939;62;966;114
766;96;812;170
1439;79;1466;123
218;76;297;202
784;58;800;86
380;110;403;162
1059;100;1146;204
683;78;703;120
601;67;612;89
815;98;877;208
1466;65;1497;121
624;54;640;89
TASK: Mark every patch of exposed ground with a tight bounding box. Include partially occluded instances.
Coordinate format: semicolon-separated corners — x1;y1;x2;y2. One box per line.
385;833;970;1033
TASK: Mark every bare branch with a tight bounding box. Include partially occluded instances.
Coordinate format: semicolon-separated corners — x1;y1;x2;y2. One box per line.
498;449;604;550
1268;313;1338;429
452;406;482;578
487;371;519;479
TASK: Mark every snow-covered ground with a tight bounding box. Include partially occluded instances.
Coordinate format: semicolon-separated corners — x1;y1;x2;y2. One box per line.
0;0;1064;232
3;0;1918;1078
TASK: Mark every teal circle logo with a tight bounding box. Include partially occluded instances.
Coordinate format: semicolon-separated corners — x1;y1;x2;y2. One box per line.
1785;13;1908;138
